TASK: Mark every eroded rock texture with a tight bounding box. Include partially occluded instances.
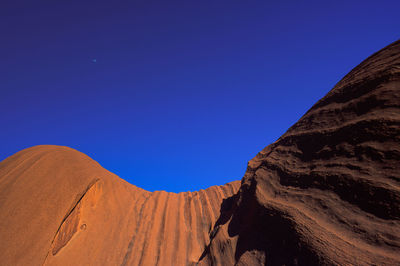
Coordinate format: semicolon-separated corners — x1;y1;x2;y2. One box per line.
0;146;240;266
200;41;400;265
0;40;399;266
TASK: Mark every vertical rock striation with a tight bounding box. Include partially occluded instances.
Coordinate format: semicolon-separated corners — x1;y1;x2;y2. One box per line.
0;145;240;266
0;40;399;265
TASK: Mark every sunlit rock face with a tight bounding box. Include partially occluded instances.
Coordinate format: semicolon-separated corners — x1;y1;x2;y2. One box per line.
0;145;240;266
0;40;399;266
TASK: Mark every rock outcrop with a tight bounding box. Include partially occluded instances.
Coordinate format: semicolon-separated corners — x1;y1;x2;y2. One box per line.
0;40;399;265
0;146;240;265
199;40;400;265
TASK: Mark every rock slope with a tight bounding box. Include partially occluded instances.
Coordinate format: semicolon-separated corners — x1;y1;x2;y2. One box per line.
0;146;239;266
0;40;399;265
199;40;400;265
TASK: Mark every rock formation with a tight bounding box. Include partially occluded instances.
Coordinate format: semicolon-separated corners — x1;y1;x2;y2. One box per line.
199;40;400;266
0;40;399;265
0;145;240;265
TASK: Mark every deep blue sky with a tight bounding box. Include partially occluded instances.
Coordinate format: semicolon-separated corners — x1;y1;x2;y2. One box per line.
1;1;399;192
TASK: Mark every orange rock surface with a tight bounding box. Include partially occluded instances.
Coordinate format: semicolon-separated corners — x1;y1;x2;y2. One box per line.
0;40;399;265
0;145;240;265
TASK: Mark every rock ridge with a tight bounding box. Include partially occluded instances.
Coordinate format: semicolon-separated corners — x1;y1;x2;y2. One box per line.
1;39;400;265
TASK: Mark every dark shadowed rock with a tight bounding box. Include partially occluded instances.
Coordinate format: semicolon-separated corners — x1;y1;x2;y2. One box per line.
200;40;400;265
0;40;399;265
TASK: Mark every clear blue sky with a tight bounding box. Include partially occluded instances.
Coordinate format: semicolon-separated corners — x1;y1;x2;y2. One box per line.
1;0;399;192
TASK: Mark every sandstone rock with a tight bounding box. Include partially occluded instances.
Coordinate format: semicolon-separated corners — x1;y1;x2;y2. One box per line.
0;40;399;265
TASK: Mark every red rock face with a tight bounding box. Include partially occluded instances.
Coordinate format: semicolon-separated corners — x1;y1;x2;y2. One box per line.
51;179;101;256
0;40;399;265
200;40;400;265
0;146;240;266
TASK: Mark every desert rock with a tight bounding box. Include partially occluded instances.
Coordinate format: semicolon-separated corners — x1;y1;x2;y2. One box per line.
1;40;399;265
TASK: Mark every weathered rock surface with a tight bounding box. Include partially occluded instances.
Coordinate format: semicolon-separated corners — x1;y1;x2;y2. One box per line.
200;40;400;265
0;40;399;265
0;146;240;265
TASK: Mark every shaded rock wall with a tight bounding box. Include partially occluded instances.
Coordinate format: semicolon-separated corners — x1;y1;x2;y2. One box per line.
200;40;400;265
1;40;400;266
